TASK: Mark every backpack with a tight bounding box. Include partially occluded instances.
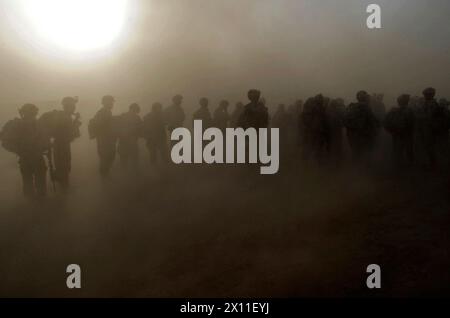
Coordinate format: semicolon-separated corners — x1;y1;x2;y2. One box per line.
38;110;59;138
0;118;21;154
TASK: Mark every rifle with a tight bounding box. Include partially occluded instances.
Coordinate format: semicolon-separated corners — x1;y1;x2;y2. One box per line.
45;145;57;193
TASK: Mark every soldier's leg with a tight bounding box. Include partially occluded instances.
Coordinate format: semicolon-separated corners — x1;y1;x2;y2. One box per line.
33;157;47;197
19;159;34;197
54;143;71;190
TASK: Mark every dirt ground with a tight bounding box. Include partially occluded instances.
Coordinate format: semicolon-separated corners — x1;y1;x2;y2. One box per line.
1;135;450;298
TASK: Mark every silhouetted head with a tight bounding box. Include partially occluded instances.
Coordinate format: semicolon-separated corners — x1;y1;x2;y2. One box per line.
423;87;436;101
304;97;315;111
356;91;370;103
102;95;115;110
19;103;39;120
247;89;261;103
314;94;325;106
219;100;229;110
199;97;209;108
129;103;141;114
173;94;183;106
397;94;410;107
152;102;162;113
62;96;78;114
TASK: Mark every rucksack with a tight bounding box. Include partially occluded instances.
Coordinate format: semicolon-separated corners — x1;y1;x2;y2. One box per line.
0;118;21;154
38;110;59;138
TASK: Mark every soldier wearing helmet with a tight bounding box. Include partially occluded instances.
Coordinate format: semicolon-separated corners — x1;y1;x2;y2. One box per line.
213;100;230;132
143;102;168;165
191;97;213;151
344;90;379;163
89;95;118;179
38;96;81;192
384;94;415;167
0;104;50;197
164;94;186;133
300;94;330;163
416;87;450;167
327;98;346;165
192;97;213;129
117;103;143;171
237;89;269;129
230;102;244;128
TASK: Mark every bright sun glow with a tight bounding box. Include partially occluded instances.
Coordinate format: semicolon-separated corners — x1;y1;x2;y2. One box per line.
19;0;128;53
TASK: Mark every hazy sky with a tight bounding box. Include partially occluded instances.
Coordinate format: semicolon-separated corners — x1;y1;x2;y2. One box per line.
0;0;449;107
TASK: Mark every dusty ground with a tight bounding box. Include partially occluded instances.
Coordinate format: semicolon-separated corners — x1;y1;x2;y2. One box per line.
1;136;450;298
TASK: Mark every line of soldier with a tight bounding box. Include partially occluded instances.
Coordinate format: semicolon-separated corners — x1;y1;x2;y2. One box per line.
1;87;449;198
282;88;450;168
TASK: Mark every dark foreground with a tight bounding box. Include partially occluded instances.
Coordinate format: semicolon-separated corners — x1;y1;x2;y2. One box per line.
1;142;450;298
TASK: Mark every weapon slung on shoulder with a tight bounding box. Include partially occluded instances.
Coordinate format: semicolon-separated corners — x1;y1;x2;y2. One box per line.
45;145;57;193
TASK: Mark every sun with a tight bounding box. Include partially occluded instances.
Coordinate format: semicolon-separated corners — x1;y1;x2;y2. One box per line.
18;0;128;53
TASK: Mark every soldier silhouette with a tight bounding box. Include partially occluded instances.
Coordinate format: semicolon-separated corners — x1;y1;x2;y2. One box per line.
213;100;230;132
39;96;81;192
237;89;269;129
230;102;244;128
117;103;143;172
301;94;330;163
192;98;213;129
89;95;118;180
384;94;415;168
1;104;50;197
272;104;289;129
143;103;168;165
164;94;186;132
344;90;379;164
416;87;450;168
326;98;346;165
